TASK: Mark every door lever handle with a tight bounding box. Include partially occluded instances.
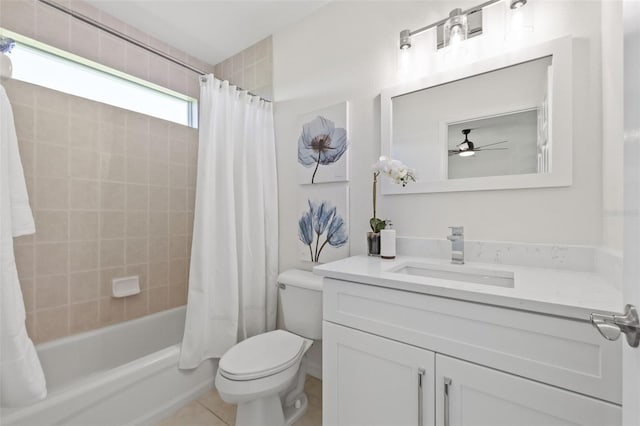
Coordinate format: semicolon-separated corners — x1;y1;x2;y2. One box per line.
591;304;640;348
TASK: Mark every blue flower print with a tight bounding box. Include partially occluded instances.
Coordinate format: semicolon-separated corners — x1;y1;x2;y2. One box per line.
298;116;347;184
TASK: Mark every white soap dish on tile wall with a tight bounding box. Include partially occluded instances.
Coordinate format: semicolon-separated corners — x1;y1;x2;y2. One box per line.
112;276;140;298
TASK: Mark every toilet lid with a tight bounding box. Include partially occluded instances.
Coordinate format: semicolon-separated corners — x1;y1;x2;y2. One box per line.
219;330;306;381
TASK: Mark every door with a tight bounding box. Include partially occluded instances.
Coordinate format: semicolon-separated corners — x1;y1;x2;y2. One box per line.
623;1;640;425
323;321;435;426
435;354;621;426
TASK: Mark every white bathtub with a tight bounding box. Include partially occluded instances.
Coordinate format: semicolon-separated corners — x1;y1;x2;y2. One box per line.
1;307;217;426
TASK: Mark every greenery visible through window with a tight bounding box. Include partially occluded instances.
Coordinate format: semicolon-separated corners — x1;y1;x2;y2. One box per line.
2;29;198;128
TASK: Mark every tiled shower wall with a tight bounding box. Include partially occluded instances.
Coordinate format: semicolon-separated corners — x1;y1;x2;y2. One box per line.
213;36;274;101
1;0;206;343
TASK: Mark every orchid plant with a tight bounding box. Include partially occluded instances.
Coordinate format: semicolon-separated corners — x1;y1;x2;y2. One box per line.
370;156;416;233
298;199;348;262
298;116;348;184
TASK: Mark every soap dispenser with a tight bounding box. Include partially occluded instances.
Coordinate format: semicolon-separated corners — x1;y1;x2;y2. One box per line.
380;220;396;260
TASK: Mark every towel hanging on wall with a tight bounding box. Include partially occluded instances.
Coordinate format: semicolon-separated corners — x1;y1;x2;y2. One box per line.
0;83;47;406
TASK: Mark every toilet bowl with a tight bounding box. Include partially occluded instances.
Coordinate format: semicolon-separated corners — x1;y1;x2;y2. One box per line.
214;270;323;426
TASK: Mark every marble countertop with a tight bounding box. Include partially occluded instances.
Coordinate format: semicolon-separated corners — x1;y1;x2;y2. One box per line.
313;255;624;321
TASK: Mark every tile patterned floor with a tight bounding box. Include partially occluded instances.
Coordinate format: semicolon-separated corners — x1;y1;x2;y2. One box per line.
158;376;322;426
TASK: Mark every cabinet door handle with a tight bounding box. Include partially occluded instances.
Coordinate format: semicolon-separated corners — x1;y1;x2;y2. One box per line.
418;368;425;426
444;377;452;426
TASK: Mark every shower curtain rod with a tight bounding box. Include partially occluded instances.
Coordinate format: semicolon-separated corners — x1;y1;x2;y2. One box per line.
37;0;272;102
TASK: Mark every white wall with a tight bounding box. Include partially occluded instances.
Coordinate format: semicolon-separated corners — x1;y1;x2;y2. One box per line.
601;0;624;252
273;0;612;273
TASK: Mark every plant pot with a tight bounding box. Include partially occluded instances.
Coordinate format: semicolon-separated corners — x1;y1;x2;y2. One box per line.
367;232;381;256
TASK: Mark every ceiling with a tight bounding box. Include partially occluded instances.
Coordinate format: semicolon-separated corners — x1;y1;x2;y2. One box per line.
84;0;329;65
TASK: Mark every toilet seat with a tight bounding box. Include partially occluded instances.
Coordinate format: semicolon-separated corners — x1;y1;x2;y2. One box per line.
219;330;306;381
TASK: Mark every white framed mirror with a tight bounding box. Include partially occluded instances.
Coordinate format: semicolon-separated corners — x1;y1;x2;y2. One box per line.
380;36;572;194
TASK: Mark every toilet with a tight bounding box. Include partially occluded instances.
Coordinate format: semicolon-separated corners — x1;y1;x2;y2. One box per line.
215;270;323;426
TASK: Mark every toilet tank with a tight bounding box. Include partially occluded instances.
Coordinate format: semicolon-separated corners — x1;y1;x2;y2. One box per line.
278;270;323;340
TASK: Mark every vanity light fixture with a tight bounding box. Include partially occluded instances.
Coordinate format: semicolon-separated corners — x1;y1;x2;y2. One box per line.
398;0;529;50
400;29;412;50
444;8;468;47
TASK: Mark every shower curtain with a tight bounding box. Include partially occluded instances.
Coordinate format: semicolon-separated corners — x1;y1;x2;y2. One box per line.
0;84;47;405
179;77;278;369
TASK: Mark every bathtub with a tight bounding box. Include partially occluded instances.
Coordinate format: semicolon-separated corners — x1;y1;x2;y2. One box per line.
1;306;217;426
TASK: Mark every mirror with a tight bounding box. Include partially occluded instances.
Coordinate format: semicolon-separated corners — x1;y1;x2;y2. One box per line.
381;37;572;194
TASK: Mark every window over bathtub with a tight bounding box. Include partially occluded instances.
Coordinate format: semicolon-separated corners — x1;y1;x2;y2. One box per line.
1;29;198;128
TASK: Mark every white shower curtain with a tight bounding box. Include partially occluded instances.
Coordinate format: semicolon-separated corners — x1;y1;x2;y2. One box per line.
0;84;47;406
179;77;278;369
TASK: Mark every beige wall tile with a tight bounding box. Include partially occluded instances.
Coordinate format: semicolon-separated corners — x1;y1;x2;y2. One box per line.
126;131;149;159
149;237;169;263
13;104;36;141
70;240;99;272
101;154;126;182
35;177;69;210
170;236;188;259
126;238;148;265
99;123;125;155
149;286;169;313
70;300;100;333
14;244;34;280
126;264;148;290
169;212;187;236
149;261;169;287
70;270;100;303
18;140;35;177
99;297;125;326
0;0;37;39
36;143;68;177
169;139;187;164
125;291;148;319
100;211;125;238
35;242;68;276
36;110;69;146
100;239;125;268
150;186;169;211
35;210;69;242
126;211;148;237
69;118;99;151
70;179;99;210
169;163;187;188
100;267;126;298
101;182;125;210
35;306;69;343
149;161;169;186
70;148;99;179
169;188;187;212
169;258;188;287
5;0;212;342
126;157;149;184
126;184;149;211
70;211;99;240
168;282;188;308
20;278;35;313
35;275;69;309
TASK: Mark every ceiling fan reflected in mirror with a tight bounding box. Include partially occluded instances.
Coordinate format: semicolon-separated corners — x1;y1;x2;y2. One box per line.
448;128;508;157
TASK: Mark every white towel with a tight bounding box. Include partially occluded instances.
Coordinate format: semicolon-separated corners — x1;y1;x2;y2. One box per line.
0;83;47;406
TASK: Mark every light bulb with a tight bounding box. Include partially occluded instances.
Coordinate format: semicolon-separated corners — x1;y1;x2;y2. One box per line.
459;150;475;157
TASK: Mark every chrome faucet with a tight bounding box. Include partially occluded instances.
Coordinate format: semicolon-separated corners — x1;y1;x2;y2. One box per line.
446;226;464;265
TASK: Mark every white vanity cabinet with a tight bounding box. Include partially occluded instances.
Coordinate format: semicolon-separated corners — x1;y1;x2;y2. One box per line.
322;278;622;426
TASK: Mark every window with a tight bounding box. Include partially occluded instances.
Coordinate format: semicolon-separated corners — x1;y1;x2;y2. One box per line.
3;29;197;127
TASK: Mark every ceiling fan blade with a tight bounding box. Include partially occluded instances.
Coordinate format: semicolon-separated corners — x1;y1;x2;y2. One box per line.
475;148;508;151
475;141;508;149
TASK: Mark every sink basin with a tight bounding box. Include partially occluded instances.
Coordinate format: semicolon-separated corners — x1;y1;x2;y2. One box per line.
389;262;515;288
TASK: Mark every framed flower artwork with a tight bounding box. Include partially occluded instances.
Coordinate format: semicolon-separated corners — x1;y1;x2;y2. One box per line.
297;102;349;184
298;184;349;263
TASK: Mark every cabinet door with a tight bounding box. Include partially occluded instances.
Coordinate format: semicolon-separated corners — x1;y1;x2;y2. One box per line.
435;354;621;426
323;321;435;426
